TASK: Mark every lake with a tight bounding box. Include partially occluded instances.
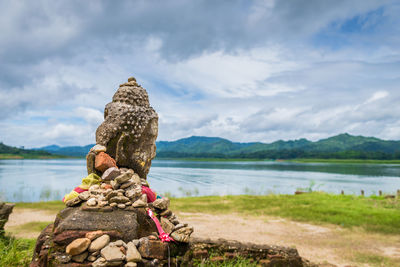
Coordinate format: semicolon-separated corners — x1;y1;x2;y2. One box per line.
1;159;400;202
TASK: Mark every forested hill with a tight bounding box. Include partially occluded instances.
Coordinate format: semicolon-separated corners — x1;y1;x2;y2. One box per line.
30;133;400;160
156;134;400;159
0;142;54;158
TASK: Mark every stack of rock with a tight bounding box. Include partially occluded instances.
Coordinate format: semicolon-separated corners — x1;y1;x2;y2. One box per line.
0;201;15;235
31;77;193;267
31;77;310;267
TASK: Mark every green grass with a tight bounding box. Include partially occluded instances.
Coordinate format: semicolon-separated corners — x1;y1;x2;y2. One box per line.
9;221;53;234
193;257;258;267
352;252;400;267
0;153;67;159
170;193;400;234
0;235;36;267
156;157;268;162
13;193;400;235
289;158;400;164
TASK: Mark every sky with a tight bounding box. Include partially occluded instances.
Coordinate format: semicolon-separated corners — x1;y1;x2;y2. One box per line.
1;0;400;148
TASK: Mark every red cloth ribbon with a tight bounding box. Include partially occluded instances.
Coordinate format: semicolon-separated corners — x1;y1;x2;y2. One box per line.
147;209;175;242
142;186;157;203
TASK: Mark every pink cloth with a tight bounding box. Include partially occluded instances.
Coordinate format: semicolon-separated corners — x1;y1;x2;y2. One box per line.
147;209;175;242
142;186;157;203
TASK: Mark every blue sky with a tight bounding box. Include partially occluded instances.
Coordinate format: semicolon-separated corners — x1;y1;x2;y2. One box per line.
0;0;399;147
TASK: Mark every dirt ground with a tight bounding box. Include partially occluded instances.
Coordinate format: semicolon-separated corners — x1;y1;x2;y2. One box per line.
5;208;400;267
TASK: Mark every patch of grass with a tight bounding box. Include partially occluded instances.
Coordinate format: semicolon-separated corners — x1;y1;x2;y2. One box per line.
155;157;268;162
0;235;36;266
193;257;258;267
15;200;65;212
9;221;52;234
171;193;400;234
0;153;67;159
351;251;399;267
289;158;400;164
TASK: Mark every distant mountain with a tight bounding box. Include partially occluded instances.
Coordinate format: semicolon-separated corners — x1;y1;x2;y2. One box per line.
0;142;53;158
34;133;400;160
35;144;95;157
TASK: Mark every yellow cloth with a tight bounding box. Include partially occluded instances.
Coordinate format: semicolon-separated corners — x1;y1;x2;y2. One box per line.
63;173;101;203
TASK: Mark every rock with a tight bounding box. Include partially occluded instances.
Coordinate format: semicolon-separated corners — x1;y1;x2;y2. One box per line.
65;197;82;207
71;251;88;263
125;187;142;199
120;180;135;189
114;240;127;247
78;191;91;201
132;199;146;208
193;249;208;259
173;223;185;231
86;151;99;175
92;257;107;267
115;172;132;184
170;226;193;243
54;207;157;243
140;194;147;203
110;195;130;204
87;198;97;206
86;230;104;241
95;152;117;173
97;201;107;207
160;217;175;234
126;241;142;262
125;262;137;267
89;184;100;192
111;180;119;190
89;234;110;252
117;203;126;209
66;238;91;256
148;234;158;240
95;77;158;179
92;250;100;256
110;202;117;207
55;253;71;263
0;202;14;232
131;173;141;184
105;190;119;201
102;167;121;181
131;239;140;247
100;244;125;262
87;255;97;261
137;239;187;260
152;198;169;210
160;209;172;217
90;144;107;154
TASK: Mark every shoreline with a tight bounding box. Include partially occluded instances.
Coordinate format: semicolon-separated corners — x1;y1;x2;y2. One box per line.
2;154;400;164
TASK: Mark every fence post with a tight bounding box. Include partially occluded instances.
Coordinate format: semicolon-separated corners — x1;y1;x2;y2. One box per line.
361;190;364;196
341;190;344;195
379;190;382;196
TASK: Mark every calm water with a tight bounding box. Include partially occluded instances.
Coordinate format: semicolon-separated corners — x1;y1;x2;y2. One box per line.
1;159;400;202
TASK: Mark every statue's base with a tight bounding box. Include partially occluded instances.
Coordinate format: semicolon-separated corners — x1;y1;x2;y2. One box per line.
30;207;313;266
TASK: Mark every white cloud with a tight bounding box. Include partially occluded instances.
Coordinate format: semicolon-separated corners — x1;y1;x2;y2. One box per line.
1;1;400;147
364;91;389;104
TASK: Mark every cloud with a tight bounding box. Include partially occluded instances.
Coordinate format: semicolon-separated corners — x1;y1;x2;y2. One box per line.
364;91;389;104
0;1;400;147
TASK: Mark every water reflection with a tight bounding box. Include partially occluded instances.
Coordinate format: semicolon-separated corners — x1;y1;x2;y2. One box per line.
0;159;399;202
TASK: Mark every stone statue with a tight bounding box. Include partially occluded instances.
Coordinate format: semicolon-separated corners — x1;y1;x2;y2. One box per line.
94;77;158;179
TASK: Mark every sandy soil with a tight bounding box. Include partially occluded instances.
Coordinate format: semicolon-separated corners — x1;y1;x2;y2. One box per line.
5;209;400;267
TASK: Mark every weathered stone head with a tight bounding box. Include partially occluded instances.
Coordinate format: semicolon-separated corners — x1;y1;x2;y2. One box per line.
95;77;158;178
